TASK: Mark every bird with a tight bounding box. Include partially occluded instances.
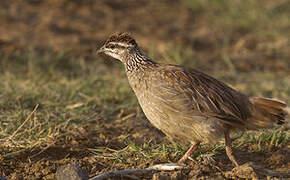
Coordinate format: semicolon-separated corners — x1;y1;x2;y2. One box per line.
97;33;289;167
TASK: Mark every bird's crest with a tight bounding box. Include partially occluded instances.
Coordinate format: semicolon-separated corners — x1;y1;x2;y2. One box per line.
105;33;137;47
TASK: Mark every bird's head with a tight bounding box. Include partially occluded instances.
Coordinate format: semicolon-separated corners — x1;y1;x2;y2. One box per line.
97;33;138;63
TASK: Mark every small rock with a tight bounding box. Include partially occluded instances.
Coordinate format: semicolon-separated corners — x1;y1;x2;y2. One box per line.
56;163;88;180
0;175;7;180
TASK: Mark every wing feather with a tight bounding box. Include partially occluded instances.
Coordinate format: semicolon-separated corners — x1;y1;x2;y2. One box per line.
149;65;251;127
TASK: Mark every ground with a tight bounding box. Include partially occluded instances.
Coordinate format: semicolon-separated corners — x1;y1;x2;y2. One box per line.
0;0;289;179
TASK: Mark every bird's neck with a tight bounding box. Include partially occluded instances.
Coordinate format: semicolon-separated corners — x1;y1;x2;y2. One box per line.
124;48;156;72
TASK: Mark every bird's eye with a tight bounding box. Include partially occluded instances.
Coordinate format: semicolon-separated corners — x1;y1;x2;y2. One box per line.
110;44;116;49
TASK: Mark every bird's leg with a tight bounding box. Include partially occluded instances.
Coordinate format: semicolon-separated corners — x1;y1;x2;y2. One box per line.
224;130;239;167
178;142;200;164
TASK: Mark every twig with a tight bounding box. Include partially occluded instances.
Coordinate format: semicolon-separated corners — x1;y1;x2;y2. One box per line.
8;104;39;140
89;163;187;180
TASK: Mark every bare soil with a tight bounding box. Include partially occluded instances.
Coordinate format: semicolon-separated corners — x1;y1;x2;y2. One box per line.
1;117;290;179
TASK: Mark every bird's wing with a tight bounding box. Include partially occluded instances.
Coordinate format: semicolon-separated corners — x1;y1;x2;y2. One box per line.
148;65;252;127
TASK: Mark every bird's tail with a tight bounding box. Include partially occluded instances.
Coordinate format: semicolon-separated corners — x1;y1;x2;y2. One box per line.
248;97;289;129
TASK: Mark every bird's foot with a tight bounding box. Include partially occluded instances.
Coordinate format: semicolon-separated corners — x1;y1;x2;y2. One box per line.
225;162;286;179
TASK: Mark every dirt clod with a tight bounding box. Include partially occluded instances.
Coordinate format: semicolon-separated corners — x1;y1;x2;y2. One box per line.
225;162;259;179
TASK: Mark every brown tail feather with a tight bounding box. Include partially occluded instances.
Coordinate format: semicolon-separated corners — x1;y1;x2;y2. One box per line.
248;97;289;129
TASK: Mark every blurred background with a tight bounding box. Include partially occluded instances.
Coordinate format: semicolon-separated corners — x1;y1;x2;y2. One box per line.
0;0;289;179
1;0;290;70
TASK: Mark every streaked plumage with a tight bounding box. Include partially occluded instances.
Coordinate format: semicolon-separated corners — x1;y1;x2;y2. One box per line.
98;33;289;166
